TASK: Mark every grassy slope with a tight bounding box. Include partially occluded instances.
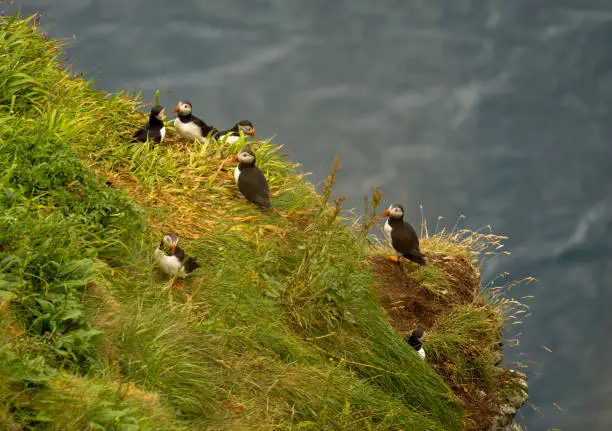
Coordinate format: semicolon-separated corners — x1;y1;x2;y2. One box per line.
0;14;521;431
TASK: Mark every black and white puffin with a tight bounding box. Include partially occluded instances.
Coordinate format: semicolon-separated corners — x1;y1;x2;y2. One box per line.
406;328;426;359
382;203;426;265
133;105;166;144
153;232;201;290
231;147;271;209
212;120;256;144
172;100;216;143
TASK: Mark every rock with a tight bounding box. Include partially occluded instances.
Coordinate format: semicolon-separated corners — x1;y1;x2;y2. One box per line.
499;404;517;416
508;390;528;409
489;369;528;431
503;422;524;431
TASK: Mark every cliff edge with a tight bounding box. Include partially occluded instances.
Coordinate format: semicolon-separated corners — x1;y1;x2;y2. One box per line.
0;14;527;431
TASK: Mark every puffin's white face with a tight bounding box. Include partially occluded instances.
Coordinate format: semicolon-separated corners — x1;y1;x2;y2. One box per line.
238;123;256;137
156;107;167;121
161;234;178;249
387;205;404;219
236;150;255;164
174;102;192;116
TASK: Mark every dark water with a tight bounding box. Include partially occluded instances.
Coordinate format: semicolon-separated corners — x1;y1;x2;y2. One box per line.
12;1;612;428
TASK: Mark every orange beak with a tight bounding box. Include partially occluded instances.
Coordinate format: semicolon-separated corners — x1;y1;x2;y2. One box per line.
172;104;179;114
249;129;256;137
171;241;177;255
230;155;237;163
382;209;390;217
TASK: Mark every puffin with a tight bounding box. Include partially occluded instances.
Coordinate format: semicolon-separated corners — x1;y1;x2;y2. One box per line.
212;120;256;144
153;232;201;290
406;328;426;359
231;147;271;209
382;203;426;265
133;105;166;144
172;100;216;143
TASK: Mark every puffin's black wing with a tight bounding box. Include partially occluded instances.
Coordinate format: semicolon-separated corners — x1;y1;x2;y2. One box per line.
391;222;426;265
238;166;271;209
133;123;162;143
191;115;216;138
133;124;150;142
173;246;200;273
147;127;163;143
183;257;201;273
212;128;231;140
172;246;186;261
406;334;423;351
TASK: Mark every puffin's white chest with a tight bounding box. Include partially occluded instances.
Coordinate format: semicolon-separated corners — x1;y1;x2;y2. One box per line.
233;166;241;183
216;133;241;145
383;219;393;243
174;118;204;142
224;135;240;145
417;347;426;359
154;248;187;278
160;126;166;143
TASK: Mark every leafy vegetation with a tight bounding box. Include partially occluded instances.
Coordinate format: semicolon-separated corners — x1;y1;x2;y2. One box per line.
0;13;523;431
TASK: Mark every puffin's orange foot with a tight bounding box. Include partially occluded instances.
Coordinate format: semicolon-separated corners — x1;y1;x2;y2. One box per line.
402;257;412;263
174;281;185;291
387;256;400;262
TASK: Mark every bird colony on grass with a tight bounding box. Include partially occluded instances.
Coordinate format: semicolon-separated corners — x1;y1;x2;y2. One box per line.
136;100;430;358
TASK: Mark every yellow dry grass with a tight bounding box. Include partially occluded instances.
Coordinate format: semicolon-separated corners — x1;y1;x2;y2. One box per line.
88;130;319;245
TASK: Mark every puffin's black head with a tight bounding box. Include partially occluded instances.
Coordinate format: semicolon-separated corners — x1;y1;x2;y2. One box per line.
172;100;192;116
411;328;425;340
231;147;256;166
150;105;166;121
235;120;256;137
382;203;404;220
159;232;179;254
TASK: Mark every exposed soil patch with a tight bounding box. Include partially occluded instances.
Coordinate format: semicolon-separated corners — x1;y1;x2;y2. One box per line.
368;253;480;335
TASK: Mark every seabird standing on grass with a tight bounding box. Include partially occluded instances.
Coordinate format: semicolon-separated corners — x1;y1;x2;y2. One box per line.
382;203;426;265
172;100;216;143
212;120;256;144
406;328;426;359
153;233;201;290
133;105;166;144
231;147;271;209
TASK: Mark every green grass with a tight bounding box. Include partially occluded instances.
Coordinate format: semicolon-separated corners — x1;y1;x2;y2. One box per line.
426;304;503;392
410;266;452;296
0;13;522;431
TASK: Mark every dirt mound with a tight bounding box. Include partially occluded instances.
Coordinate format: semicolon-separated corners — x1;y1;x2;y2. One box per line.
369;253;503;430
368;253;480;335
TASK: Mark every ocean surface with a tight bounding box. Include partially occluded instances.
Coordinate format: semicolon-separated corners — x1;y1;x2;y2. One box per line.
11;1;612;429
